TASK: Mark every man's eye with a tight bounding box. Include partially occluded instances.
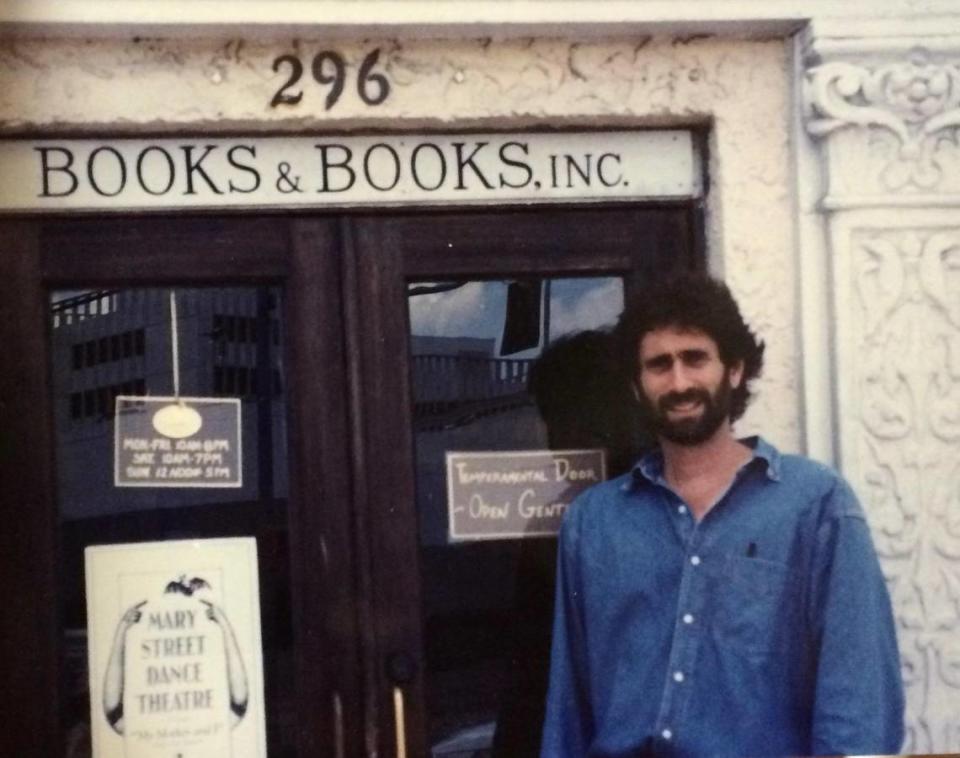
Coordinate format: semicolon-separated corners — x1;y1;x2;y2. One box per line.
645;358;672;372
682;353;709;367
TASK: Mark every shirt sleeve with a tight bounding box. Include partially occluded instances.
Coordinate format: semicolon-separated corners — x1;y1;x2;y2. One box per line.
540;512;593;757
809;479;905;755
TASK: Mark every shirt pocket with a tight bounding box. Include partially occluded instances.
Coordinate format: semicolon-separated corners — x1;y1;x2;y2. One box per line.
709;554;798;657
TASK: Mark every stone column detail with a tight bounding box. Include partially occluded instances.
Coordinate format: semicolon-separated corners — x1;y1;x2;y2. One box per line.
808;52;960;200
806;41;960;753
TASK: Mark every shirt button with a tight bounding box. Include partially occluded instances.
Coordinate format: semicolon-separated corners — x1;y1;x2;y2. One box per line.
661;729;673;740
673;671;685;683
677;505;687;515
683;613;694;624
690;555;701;566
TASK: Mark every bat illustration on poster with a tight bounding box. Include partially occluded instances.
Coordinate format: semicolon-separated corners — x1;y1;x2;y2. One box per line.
164;576;212;596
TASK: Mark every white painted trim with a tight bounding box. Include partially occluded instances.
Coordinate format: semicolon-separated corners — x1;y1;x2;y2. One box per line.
2;0;958;40
822;195;960;211
807;15;960;46
4;1;800;36
790;32;836;466
0;0;958;37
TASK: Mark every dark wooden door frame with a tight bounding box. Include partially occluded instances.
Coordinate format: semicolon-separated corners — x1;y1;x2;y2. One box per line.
0;203;700;758
348;204;700;757
0;214;362;758
0;219;60;758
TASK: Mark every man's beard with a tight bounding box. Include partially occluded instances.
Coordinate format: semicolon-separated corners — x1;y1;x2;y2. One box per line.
643;372;734;446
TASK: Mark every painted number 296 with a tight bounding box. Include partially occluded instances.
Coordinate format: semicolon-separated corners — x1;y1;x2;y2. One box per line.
269;48;390;110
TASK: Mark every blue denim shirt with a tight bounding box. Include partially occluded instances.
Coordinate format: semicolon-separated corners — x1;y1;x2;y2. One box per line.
541;437;904;757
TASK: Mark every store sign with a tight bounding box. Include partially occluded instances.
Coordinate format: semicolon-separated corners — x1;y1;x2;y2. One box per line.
446;449;606;540
85;538;266;758
0;131;699;211
114;396;242;488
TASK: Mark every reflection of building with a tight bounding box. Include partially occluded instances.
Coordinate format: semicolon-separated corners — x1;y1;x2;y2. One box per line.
51;289;296;757
50;288;288;521
410;335;545;548
50;293;539;528
52;291;147;425
411;335;534;430
410;333;546;752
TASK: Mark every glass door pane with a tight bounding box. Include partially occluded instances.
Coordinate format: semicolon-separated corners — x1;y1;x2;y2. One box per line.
52;286;297;758
407;277;644;756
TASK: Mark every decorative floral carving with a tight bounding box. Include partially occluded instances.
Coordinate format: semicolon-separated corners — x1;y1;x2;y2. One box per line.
853;227;960;751
806;50;960;191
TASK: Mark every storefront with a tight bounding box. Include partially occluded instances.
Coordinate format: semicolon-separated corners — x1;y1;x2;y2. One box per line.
1;3;958;756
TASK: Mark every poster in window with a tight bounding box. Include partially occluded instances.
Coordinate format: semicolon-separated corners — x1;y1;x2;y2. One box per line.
85;538;266;758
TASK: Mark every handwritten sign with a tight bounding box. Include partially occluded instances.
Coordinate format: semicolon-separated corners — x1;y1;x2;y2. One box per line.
114;396;242;488
85;538;266;758
446;449;606;540
0;131;700;211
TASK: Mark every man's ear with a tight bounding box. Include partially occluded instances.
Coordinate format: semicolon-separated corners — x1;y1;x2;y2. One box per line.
729;360;745;389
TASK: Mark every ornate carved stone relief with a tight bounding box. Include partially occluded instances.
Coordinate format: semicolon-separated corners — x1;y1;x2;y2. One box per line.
852;225;960;752
805;36;960;751
806;50;960;197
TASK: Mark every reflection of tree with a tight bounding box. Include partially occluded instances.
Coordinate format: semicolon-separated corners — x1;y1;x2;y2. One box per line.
492;330;646;756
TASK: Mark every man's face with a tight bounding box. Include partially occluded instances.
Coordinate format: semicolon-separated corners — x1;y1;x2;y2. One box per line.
636;326;743;446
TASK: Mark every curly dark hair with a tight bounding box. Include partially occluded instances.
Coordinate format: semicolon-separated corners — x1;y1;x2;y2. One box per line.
616;272;765;422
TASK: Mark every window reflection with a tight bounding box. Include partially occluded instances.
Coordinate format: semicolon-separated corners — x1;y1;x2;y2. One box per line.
408;277;644;756
52;287;296;758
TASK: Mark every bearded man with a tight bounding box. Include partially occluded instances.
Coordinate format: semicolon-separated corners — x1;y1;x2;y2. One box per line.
540;274;904;757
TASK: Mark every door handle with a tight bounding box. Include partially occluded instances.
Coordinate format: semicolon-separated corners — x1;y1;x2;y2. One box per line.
392;686;407;758
385;652;417;758
333;691;345;758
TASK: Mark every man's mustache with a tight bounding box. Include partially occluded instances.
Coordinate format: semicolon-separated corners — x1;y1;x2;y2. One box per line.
658;388;711;412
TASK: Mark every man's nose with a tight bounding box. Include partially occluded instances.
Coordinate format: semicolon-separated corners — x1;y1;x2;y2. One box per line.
667;363;694;393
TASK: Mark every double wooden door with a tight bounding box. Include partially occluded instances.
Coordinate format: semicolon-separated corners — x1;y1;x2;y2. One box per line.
0;204;698;757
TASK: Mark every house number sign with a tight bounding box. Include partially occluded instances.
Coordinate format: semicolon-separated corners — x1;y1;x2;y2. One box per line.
270;48;390;110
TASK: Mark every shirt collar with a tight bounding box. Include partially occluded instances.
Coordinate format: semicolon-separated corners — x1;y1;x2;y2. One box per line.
626;435;782;491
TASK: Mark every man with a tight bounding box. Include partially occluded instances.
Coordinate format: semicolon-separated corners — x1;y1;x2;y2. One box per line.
540;273;904;757
494;331;648;756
